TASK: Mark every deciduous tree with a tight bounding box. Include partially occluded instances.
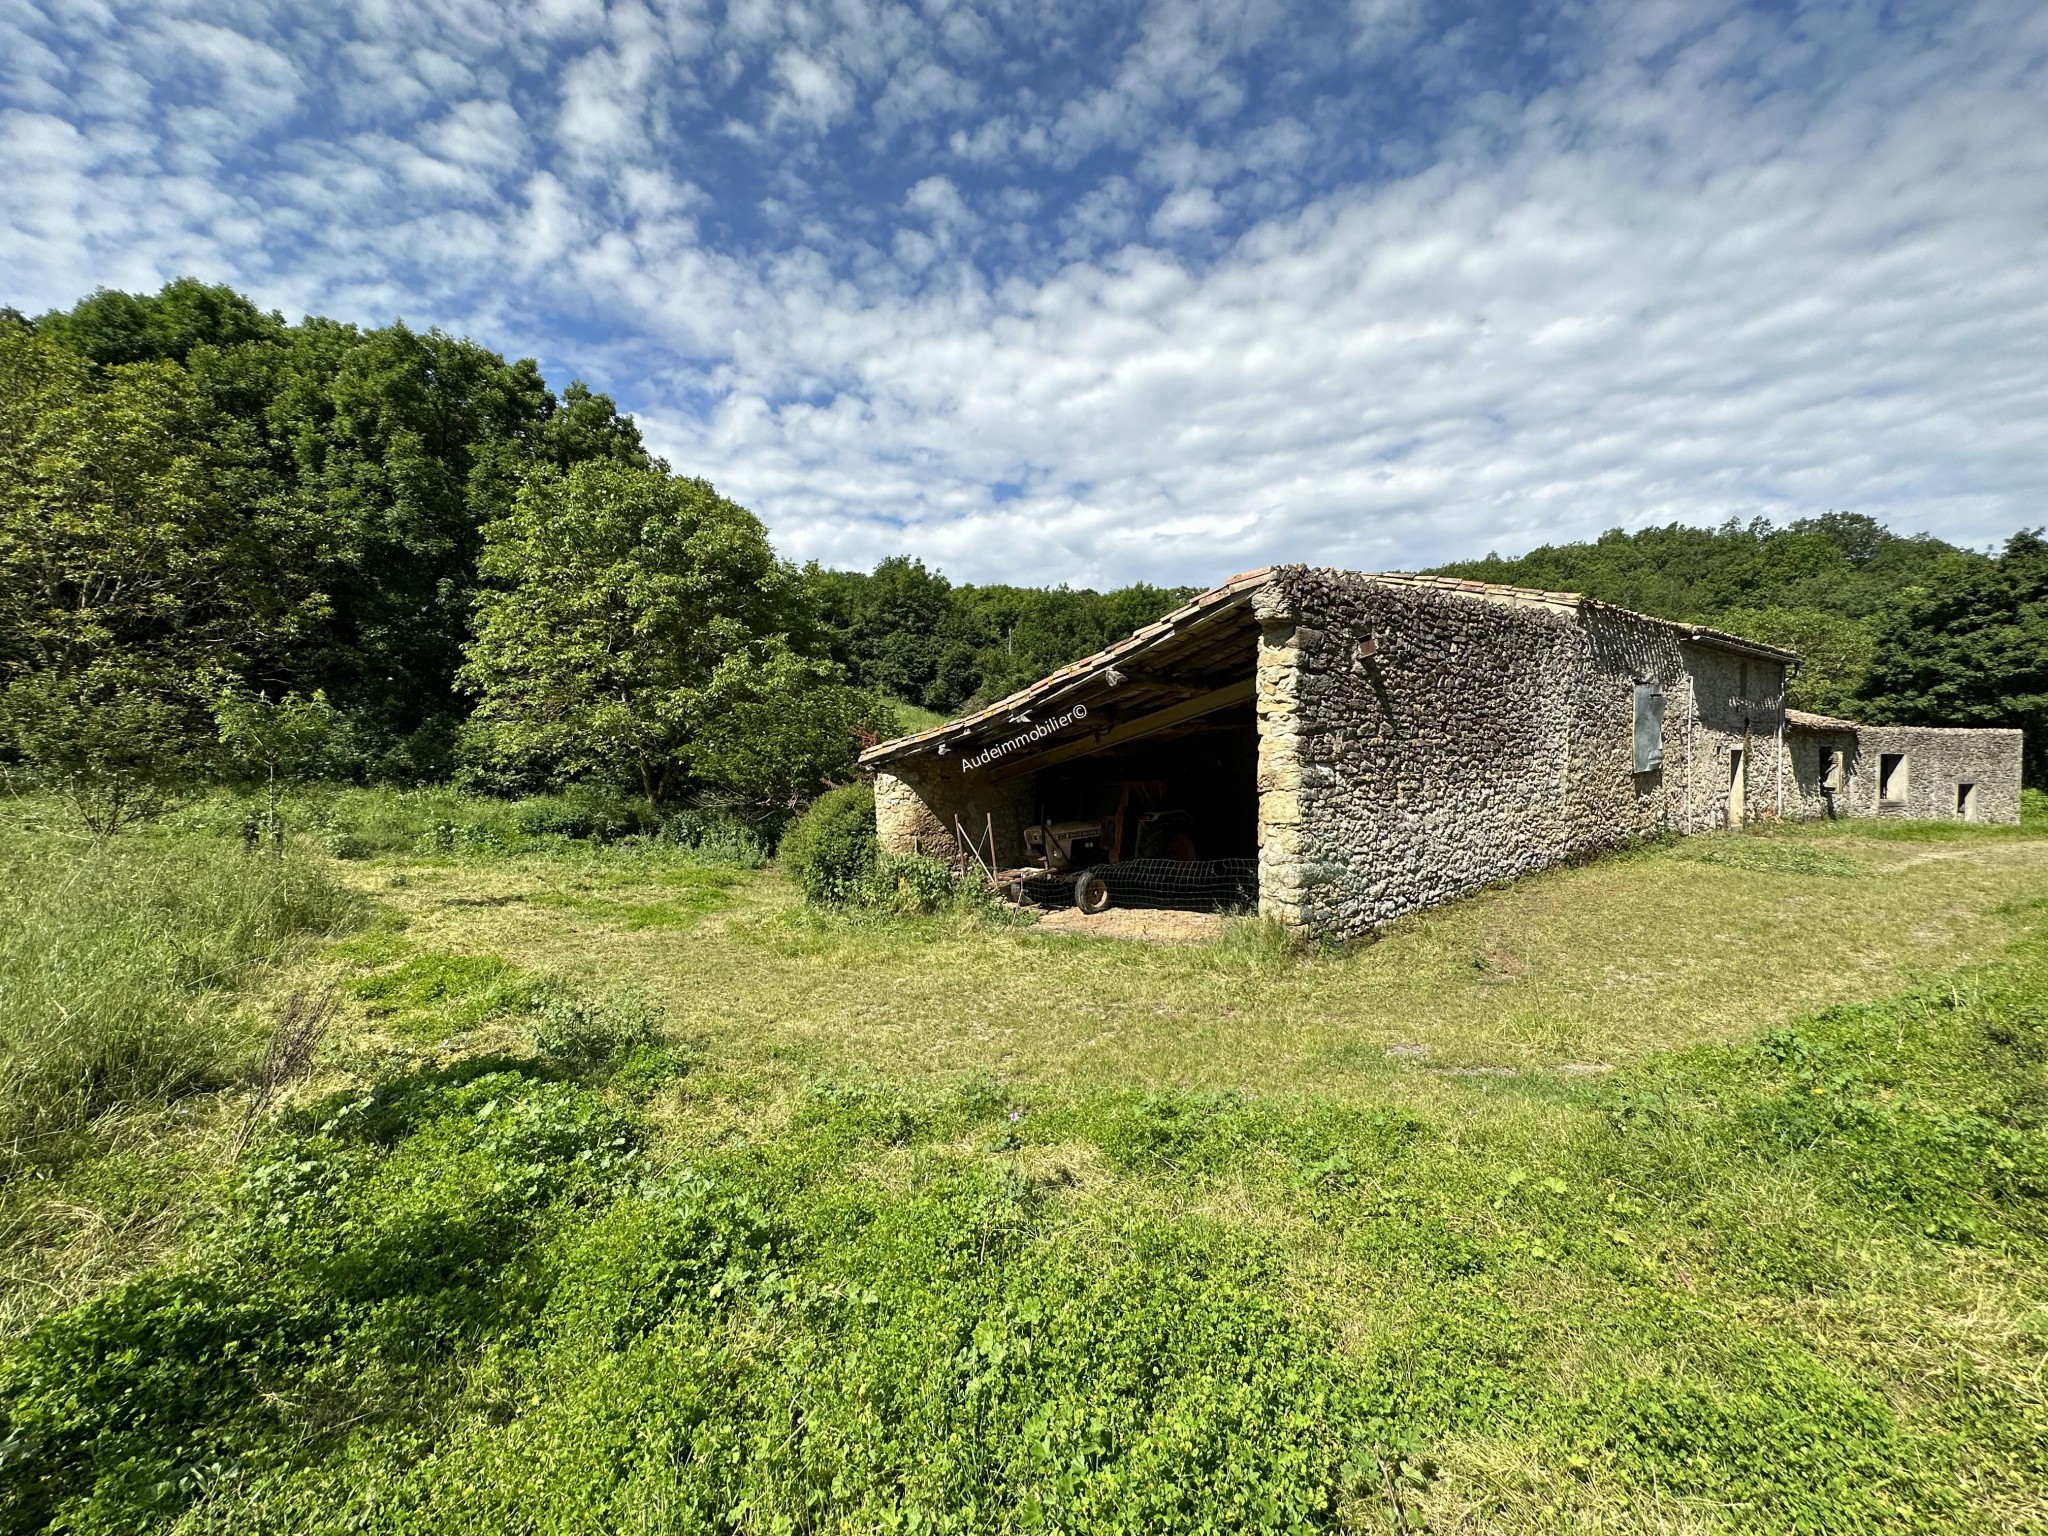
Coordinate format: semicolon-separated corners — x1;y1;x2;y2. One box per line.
459;461;851;804
1860;532;2048;783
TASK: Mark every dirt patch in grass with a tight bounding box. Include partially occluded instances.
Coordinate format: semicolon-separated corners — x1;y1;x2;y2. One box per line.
1029;907;1229;943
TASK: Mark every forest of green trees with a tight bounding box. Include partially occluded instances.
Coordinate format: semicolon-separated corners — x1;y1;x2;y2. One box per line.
0;281;1193;830
1438;517;2048;779
4;278;2043;828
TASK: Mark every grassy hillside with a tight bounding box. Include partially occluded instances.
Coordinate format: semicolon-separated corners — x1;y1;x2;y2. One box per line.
2;796;2046;1532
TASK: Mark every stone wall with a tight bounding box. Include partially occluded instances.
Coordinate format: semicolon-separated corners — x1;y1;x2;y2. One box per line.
1837;725;2022;823
1260;568;1789;938
1784;723;1855;821
873;761;1036;866
1782;722;2023;824
873;567;2027;934
1681;643;1797;828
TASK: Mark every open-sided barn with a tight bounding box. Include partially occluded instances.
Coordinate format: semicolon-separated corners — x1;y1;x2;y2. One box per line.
858;566;2024;938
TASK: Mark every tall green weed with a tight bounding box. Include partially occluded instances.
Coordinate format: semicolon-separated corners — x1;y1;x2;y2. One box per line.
165;786;770;865
0;830;354;1156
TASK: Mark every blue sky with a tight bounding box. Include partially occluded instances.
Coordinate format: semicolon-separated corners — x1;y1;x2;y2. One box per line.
4;0;2045;586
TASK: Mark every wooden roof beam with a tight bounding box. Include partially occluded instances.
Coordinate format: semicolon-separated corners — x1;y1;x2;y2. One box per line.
988;678;1256;781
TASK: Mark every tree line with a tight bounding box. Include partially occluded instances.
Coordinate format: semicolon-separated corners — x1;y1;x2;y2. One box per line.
0;281;1192;829
805;559;1195;716
4;280;2041;830
1436;516;2047;781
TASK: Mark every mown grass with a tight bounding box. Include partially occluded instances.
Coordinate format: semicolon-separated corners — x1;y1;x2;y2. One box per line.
2;795;2046;1532
364;813;2048;1092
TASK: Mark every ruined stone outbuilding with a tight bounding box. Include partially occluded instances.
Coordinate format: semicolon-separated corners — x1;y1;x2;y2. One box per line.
859;566;2026;940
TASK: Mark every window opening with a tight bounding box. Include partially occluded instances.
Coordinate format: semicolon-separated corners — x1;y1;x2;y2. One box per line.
1821;747;1844;793
1879;753;1907;804
1633;682;1665;773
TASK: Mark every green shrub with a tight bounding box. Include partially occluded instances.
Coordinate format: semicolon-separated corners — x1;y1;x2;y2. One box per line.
0;666;206;837
657;807;770;867
530;989;665;1072
184;786;775;863
863;851;969;914
777;792;992;913
511;791;658;842
0;830;355;1155
778;782;878;903
298;787;654;859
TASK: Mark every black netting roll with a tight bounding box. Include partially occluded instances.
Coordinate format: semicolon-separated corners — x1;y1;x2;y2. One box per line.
1014;858;1258;912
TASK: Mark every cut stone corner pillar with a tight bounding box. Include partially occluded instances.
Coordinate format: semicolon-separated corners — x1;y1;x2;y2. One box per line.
1254;596;1310;932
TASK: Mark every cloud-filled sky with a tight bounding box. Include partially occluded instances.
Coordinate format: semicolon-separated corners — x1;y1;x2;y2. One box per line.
4;0;2045;586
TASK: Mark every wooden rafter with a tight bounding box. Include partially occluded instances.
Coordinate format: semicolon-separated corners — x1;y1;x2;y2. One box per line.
988;678;1257;781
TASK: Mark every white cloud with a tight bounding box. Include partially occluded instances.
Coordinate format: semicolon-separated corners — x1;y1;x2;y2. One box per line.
153;19;304;137
904;173;974;228
767;47;854;131
2;0;2044;592
1060;174;1141;253
1147;184;1221;234
873;57;976;133
1349;0;1424;59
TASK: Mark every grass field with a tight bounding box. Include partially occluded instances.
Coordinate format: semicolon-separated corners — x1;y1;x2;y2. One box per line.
3;791;2046;1533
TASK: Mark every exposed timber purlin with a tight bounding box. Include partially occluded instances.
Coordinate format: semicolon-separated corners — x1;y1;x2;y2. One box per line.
856;567;1275;770
989;678;1257;780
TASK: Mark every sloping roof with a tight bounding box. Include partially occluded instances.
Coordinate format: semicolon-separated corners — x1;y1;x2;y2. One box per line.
1639;614;1802;664
1786;708;1863;731
858;564;1803;768
857;567;1275;768
1351;572;1800;661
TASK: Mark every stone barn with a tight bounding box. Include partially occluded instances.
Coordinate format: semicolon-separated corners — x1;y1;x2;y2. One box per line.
858;566;2026;939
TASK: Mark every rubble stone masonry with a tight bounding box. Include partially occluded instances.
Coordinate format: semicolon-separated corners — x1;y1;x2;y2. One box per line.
1786;720;2022;824
874;758;1034;868
1253;567;1787;938
871;564;2025;941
